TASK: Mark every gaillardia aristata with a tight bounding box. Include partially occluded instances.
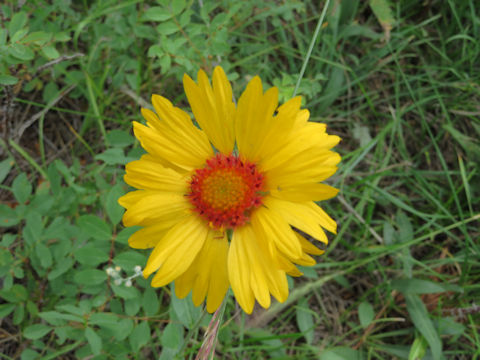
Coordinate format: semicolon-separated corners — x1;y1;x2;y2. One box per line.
118;66;341;314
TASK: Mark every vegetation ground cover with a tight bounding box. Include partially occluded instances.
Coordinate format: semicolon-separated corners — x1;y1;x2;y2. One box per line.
0;0;479;359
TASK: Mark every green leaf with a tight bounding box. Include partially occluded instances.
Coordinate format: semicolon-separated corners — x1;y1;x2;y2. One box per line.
170;0;186;15
171;289;202;329
48;257;74;280
143;6;172;22
0;303;16;318
35;242;53;268
9;43;35;60
95;148;127;165
0;74;18;85
38;311;66;326
392;278;462;295
41;45;60;59
0;204;19;227
0;284;28;302
142;287;159;316
85;327;102;356
75;244;109;266
8;12;28;37
369;0;395;38
106;184;125;225
318;67;344;113
156;20;179;35
396;210;413;242
23;324;52;340
113;318;134;341
74;269;108;286
106;129;134;148
405;294;442;360
358;301;375;328
11;28;28;43
0;158;13;184
89;312;118;329
113;251;146;273
13;304;24;325
111;284;139;299
20;31;51;45
77;215;112;241
12;172;32;204
320;346;364;360
129;321;151;352
296;298;314;344
160;322;182;350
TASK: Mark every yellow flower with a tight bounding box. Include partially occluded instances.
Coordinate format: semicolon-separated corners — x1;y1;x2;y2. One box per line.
118;66;341;314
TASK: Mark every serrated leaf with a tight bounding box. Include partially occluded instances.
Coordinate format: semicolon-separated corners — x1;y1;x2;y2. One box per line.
8;12;28;37
129;321;151;352
143;6;172;22
160;322;183;350
0;304;16;318
12;172;32;204
75;244;109;266
156;20;179;35
113;318;134;340
369;0;395;40
95;148;127;165
74;269;108;285
106;129;134;147
111;284;139;299
21;31;51;45
171;289;202;329
9;43;35;60
41;45;60;59
35;242;52;268
0;74;18;85
77;215;111;241
47;257;74;280
106;184;125;225
170;0;186;15
23;324;52;340
85;327;102;355
0;204;19;227
405;294;442;360
142;287;159;316
358;301;375;328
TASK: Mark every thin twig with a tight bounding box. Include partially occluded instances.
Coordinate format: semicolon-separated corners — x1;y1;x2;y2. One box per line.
35;53;85;73
14;84;76;141
337;195;384;244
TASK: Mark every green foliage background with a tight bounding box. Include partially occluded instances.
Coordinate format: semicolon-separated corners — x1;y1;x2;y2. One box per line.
0;0;479;359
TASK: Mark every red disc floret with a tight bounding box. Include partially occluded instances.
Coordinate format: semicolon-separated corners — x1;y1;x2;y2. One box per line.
188;153;264;230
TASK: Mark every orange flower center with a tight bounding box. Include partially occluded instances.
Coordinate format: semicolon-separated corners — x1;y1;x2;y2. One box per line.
188;154;264;230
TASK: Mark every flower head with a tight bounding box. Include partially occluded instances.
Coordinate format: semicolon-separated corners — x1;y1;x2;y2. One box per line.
118;66;341;314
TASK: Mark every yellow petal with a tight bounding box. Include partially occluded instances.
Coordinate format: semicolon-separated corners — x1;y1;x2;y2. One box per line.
229;224;288;311
250;206;303;260
183;67;235;154
120;190;191;227
134;115;212;171
124;155;188;192
295;232;325;256
145;215;208;286
128;216;187;249
270;183;339;202
228;226;255;314
264;197;329;243
235;76;279;162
